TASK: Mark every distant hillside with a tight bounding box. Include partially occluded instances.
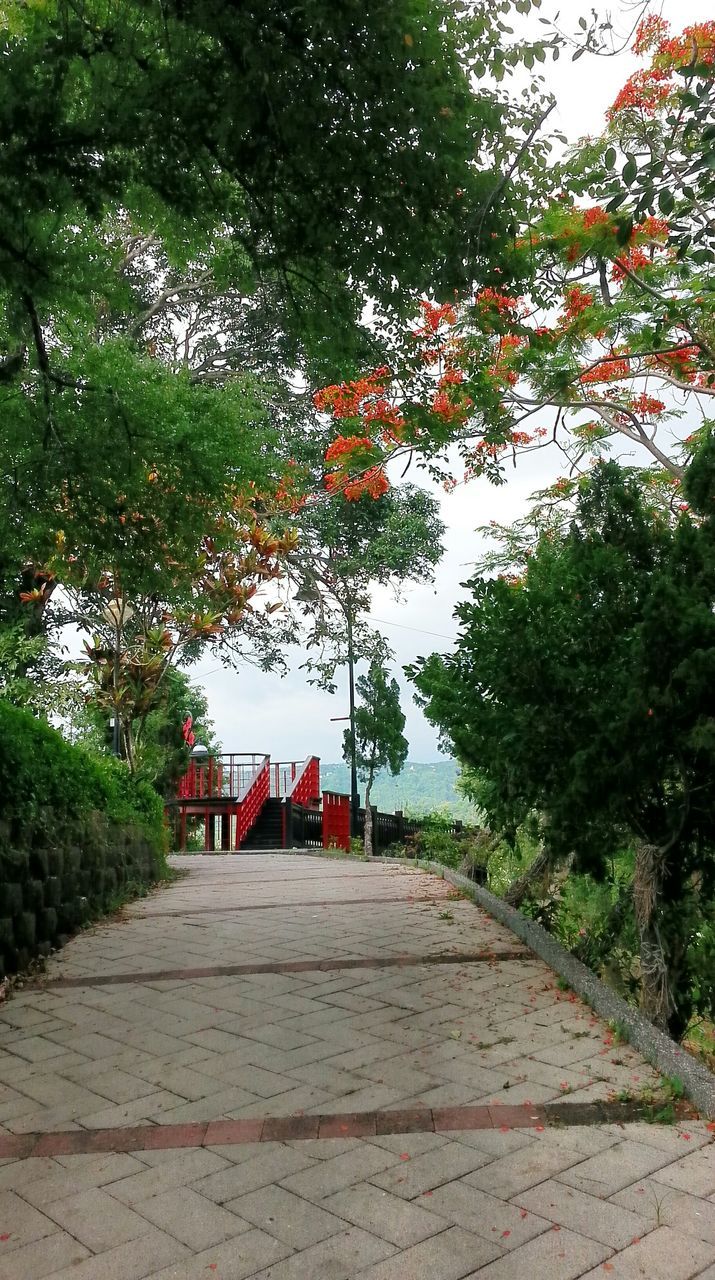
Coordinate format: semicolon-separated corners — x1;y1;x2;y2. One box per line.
320;760;479;821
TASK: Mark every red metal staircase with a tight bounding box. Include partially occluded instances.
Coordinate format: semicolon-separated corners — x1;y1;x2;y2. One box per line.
172;753;323;852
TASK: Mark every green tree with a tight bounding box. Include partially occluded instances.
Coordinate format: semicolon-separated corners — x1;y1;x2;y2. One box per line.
290;484;445;691
409;459;715;1037
71;667;218;801
344;664;408;857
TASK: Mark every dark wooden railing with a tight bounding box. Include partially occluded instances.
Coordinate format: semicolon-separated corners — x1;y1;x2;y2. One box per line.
355;808;463;854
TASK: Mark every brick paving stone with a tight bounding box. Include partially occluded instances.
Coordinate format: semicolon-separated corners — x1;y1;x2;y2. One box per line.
612;1178;715;1242
0;854;699;1279
370;1141;492;1199
516;1179;651;1248
651;1146;715;1197
246;1226;396;1280
133;1186;250;1251
43;1186;156;1252
0;1188;59;1253
321;1182;448;1247
0;1229;90;1280
425;1179;551;1249
281;1143;403;1201
557;1139;675;1197
465;1139;587;1199
353;1224;501;1279
463;1225;611;1280
602;1122;712;1155
106;1148;230;1205
225;1183;346;1249
20;1153;149;1206
579;1225;715;1280
43;1229;189;1280
144;1229;292;1279
193;1144;317;1201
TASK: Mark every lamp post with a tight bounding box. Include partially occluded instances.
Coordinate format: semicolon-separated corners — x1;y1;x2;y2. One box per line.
345;597;360;838
101;597;134;758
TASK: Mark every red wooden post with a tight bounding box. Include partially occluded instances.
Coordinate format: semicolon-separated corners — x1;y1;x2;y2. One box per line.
179;806;186;852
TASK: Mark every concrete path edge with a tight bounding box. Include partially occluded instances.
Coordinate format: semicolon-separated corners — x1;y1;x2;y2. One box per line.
416;858;715;1120
203;847;715;1118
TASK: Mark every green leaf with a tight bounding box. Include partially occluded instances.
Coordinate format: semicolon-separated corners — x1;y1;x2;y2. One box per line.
622;156;637;186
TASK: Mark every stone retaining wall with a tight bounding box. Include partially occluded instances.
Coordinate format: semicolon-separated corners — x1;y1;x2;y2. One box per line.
0;811;164;979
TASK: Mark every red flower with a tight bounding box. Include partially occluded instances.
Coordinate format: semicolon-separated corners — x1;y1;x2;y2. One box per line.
563;286;595;321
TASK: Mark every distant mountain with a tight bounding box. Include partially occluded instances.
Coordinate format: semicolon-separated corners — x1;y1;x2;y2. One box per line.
319;760;478;820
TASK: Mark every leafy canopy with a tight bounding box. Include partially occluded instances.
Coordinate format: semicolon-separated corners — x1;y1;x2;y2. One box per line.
344;663;409;790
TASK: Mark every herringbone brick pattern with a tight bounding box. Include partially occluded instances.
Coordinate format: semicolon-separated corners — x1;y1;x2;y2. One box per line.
0;853;711;1278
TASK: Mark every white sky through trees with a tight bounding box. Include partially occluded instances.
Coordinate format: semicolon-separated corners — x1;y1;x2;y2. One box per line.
195;0;712;764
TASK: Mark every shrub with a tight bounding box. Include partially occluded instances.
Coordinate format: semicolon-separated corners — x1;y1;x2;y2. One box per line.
0;700;168;978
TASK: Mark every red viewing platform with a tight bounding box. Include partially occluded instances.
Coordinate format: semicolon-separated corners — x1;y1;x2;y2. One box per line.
169;754;351;853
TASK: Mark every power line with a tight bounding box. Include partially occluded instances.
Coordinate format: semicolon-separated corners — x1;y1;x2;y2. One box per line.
195;614;455;682
368;615;456;642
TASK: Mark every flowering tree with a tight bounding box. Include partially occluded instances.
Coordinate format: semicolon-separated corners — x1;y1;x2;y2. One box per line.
313;18;715;540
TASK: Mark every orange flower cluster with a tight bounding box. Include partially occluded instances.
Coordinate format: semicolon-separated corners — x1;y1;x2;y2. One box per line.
608;69;671;118
631;394;666;416
432;390;472;421
418;300;457;332
343;467;390;502
475;288;521;316
437;368;464;387
654;23;715;69
324;435;374;463
610;20;715;118
313;367;390;418
563;285;595;320
655;346;700;381
361;399;405;442
636;216;669;241
580;357;631;384
611;246;650;283
582;206;611;230
633;15;669;54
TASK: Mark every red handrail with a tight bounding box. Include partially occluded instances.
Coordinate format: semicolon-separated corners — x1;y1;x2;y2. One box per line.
236;755;270;847
287;756;321;807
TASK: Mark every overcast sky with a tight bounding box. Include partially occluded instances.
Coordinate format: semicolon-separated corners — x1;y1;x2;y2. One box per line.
193;0;710;766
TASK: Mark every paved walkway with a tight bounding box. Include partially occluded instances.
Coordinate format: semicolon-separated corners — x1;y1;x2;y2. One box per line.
0;854;712;1279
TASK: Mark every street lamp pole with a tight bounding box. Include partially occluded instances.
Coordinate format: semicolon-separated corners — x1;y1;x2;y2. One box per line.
112;620;121;757
101;597;134;760
346;597;359;837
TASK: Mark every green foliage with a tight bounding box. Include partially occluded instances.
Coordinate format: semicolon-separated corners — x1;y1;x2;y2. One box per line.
409;456;715;1036
0;699;165;856
0;0;516;323
293;484;445;692
73;667;217;801
344;662;408;855
344;665;409;791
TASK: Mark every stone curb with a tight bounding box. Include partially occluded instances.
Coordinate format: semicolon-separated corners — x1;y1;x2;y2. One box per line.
419;859;715;1121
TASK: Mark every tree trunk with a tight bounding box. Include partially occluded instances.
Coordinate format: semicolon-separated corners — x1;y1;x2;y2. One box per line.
504;843;554;909
364;780;374;858
633;841;673;1031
